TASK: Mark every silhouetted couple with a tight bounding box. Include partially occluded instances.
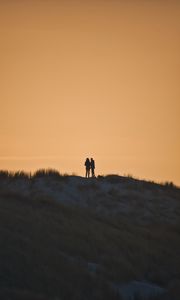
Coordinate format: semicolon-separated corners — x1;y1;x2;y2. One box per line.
85;158;95;178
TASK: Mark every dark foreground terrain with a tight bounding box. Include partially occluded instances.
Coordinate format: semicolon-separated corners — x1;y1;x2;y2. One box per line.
0;170;180;300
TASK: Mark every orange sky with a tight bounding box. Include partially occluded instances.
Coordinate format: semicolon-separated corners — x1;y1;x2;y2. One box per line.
0;0;180;184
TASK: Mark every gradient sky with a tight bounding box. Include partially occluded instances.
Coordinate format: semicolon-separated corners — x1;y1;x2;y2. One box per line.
0;0;180;184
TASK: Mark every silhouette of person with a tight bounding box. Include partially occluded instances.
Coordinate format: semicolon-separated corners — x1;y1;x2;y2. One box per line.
90;158;95;177
85;158;91;178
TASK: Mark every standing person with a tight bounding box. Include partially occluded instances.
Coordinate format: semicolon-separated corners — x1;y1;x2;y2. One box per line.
90;158;95;177
84;158;91;178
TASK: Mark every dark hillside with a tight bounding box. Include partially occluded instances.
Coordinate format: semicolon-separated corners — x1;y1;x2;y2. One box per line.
0;171;180;300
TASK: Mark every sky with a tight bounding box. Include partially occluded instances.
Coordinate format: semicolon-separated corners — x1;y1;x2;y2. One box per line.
0;0;180;184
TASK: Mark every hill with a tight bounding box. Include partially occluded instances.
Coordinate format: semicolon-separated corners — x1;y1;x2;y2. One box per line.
0;170;180;300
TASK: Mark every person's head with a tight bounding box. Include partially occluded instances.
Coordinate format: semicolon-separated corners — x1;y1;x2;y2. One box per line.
86;158;89;161
91;158;93;161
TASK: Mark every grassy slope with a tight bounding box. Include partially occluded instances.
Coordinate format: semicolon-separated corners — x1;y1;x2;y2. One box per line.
0;172;180;300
